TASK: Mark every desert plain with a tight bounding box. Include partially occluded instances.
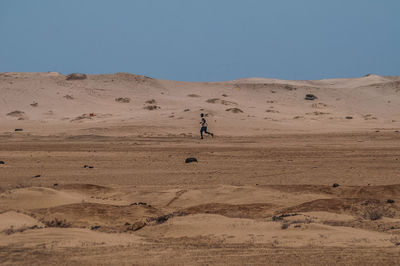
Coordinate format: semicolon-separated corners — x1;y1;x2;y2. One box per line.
1;72;400;265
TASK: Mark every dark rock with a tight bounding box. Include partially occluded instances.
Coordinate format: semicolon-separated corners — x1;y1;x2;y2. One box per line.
332;183;340;188
185;157;198;163
127;221;146;231
345;116;353;120
124;222;131;226
33;175;41;178
53;183;58;187
14;128;23;132
0;161;4;164
387;199;395;204
90;225;101;230
84;165;94;169
66;73;87;80
305;94;317;100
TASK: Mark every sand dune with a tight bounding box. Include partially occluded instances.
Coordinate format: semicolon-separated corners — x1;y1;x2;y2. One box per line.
1;72;399;136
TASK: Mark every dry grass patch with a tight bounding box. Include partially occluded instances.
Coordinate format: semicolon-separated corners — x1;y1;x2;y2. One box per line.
226;108;243;113
144;105;160;110
63;95;74;100
115;97;130;103
145;99;156;104
66;73;87;80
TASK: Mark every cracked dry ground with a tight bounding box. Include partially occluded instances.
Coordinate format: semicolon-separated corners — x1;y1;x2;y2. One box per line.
1;132;400;265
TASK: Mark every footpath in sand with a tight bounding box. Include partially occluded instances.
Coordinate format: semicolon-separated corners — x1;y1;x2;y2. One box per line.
0;72;400;264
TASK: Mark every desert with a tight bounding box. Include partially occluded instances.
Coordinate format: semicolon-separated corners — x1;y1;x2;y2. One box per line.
0;72;400;264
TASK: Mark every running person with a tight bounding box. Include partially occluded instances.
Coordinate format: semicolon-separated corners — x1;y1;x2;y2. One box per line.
200;113;214;139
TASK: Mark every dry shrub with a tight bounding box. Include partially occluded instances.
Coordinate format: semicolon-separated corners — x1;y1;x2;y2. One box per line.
63;95;74;100
7;110;25;117
144;105;160;110
206;98;220;103
206;98;236;106
363;207;383;221
145;99;156;104
281;223;290;230
115;97;130;103
44;218;70;228
2;225;39;235
226;108;243;113
66;73;87;80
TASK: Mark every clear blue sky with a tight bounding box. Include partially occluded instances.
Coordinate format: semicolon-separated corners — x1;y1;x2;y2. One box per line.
1;0;399;81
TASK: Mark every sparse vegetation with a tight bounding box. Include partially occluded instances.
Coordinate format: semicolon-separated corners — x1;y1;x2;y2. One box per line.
115;97;130;103
66;73;87;80
144;105;160;110
206;98;237;106
281;222;290;229
226;108;243;113
63;95;74;100
2;225;39;235
206;98;220;103
43;218;70;228
363;207;383;221
7;110;25;117
272;213;298;221
145;99;156;104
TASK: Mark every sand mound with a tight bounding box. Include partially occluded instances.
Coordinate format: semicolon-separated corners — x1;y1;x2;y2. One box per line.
0;187;84;211
56;183;113;193
0;211;43;233
0;228;142;248
31;202;164;232
280;198;400;219
139;213;394;247
268;184;400;199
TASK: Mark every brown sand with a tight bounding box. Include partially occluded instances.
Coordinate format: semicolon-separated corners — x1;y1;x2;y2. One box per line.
1;72;400;265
